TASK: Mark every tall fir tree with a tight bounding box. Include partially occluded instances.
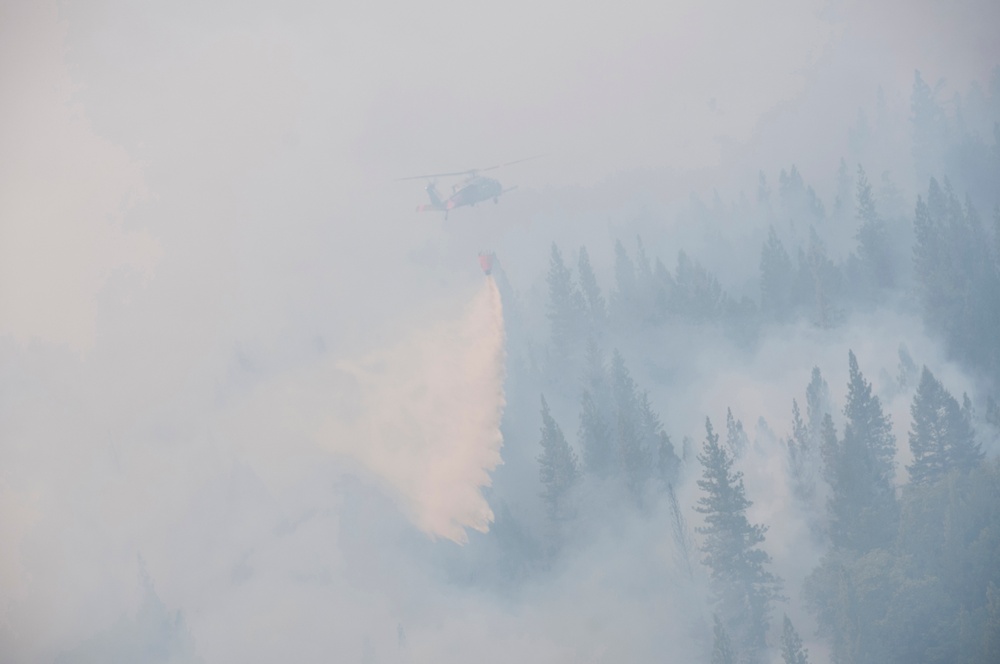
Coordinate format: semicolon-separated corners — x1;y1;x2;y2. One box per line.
805;367;832;436
854;165;894;292
611;350;652;501
537;395;579;522
786;399;815;504
833;158;852;220
610;238;637;323
712;614;737;664
546;243;585;360
780;615;810;664
824;351;898;552
577;246;608;342
760;226;796;320
696;417;782;660
578;341;614;477
725;407;749;459
907;366;984;485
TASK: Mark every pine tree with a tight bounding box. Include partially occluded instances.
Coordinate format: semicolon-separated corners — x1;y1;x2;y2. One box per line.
610;238;637;323
911;70;948;183
805;367;832;436
725;408;748;459
786;399;815;504
984;582;1000;664
696;417;782;659
854;165;893;292
780;615;810;664
673;250;726;322
760;226;796;320
907;366;984;485
635;235;656;314
577;246;608;341
824;351;898;551
537;395;579;522
578;341;614;477
546;243;585;357
712;614;737;664
636;391;679;487
833;158;852;220
844;350;896;491
611;350;651;500
757;171;772;210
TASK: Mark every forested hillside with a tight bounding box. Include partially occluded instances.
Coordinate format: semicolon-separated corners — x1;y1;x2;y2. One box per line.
471;69;1000;664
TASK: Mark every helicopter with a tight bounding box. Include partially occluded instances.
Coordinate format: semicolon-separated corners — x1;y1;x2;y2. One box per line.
397;156;540;217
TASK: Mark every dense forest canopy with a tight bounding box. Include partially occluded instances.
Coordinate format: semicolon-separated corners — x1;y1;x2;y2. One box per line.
476;68;1000;663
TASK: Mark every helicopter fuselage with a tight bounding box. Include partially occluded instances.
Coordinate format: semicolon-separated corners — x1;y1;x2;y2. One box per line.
402;157;538;215
418;175;505;214
449;175;503;207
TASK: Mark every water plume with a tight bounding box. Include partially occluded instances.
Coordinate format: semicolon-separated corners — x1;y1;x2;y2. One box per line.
332;277;507;543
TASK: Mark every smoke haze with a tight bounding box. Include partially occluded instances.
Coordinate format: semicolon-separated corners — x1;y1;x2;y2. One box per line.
3;1;1000;662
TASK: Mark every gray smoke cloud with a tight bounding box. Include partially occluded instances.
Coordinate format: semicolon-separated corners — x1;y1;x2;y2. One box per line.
2;0;998;662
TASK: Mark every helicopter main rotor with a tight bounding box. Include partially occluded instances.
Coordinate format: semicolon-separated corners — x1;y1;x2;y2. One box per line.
395;155;542;182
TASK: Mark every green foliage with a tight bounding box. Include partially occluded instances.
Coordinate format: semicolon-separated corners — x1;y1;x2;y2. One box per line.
725;408;748;460
577;246;608;341
537;396;579;522
823;351;898;552
806;460;1000;663
670;250;727;322
610;238;638;322
760;226;796;320
853;165;895;293
907;366;983;485
578;341;615;477
612;350;653;501
711;614;737;664
696;417;782;659
780;615;809;664
546;242;586;358
913;179;1000;381
576;347;675;501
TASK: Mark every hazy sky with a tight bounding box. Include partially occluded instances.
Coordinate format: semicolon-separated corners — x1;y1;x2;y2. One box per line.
1;1;998;662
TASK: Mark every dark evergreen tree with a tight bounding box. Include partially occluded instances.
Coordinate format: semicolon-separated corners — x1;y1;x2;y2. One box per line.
725;407;748;459
786;399;815;504
537;396;579;522
895;344;919;391
757;171;772;210
666;481;694;577
833;158;852;220
760;226;796;320
907;366;984;485
546;242;585;359
985;582;1000;664
844;350;896;492
696;417;782;660
577;245;608;341
578;341;614;477
801;227;841;327
711;614;737;664
823;351;898;552
672;250;726;322
805;367;832;437
635;235;657;315
611;350;651;500
780;615;810;664
610;238;637;323
640;391;679;487
853;165;893;292
913;178;1000;378
912;70;949;183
